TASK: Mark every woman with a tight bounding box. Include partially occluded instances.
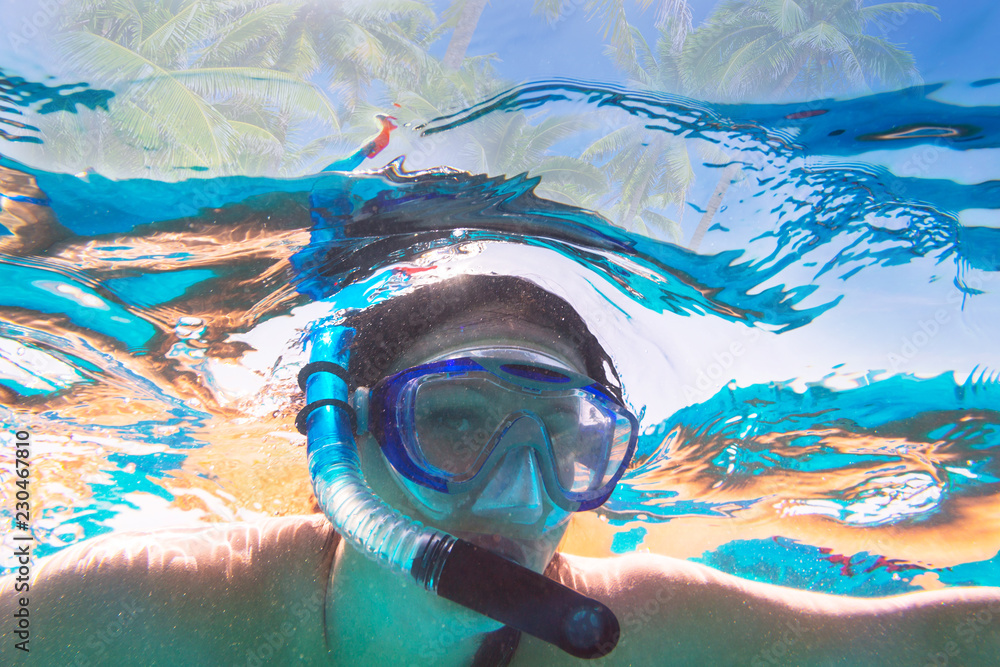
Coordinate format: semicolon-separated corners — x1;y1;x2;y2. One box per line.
3;274;999;666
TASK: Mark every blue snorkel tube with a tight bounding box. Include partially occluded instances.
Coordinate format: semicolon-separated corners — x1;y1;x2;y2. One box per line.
297;325;620;659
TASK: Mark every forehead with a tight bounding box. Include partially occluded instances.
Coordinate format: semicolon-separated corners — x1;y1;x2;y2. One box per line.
387;311;588;376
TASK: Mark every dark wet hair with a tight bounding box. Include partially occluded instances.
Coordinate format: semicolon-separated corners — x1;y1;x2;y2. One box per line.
342;274;623;401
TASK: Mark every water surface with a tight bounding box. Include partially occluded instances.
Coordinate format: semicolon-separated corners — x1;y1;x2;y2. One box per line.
2;66;999;599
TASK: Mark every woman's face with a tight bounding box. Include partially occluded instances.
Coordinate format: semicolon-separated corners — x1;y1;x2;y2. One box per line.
357;315;590;573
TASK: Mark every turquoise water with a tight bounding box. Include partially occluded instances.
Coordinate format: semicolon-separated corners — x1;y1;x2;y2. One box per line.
2;7;999;607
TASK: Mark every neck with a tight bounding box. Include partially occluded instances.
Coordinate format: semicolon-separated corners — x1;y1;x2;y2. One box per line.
326;539;503;665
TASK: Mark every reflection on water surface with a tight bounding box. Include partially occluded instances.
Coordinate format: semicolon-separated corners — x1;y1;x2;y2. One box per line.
2;65;999;598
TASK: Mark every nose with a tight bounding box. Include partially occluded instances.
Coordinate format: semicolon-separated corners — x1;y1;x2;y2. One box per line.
470;418;548;524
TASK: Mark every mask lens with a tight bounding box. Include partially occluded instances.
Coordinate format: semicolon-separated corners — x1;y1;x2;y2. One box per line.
544;394;625;493
390;359;636;504
408;374;507;477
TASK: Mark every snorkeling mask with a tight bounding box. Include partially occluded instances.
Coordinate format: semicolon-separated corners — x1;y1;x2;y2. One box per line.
357;348;638;513
297;326;623;659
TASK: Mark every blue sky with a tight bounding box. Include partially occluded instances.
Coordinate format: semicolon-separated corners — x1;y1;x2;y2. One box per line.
2;1;996;95
427;0;1000;89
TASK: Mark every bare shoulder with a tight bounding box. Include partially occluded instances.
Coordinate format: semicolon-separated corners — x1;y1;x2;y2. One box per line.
1;515;338;665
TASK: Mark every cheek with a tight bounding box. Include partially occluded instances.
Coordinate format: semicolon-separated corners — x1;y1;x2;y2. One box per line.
357;434;413;510
357;433;455;522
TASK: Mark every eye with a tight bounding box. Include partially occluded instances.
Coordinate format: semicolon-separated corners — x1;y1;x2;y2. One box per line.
415;406;494;473
426;408;474;433
418;405;499;444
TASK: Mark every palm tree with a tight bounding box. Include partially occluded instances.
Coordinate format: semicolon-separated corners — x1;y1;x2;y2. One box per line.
45;0;435;177
680;0;937;248
48;0;329;175
437;0;692;72
575;16;702;241
249;0;438;172
381;57;607;208
583;126;691;240
533;0;694;71
681;0;938;101
273;0;437;111
507;1;700;239
412;2;699;238
442;0;490;69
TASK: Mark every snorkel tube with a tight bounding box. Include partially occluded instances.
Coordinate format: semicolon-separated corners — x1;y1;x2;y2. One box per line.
297;325;620;659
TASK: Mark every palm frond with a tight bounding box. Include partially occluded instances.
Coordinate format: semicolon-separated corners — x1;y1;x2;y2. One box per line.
629;26;659;85
524;114;593;154
531;0;567;24
639;208;682;242
791;21;851;53
582;125;642;161
167;67;340;128
648;0;693;33
489;112;528;172
58;29;157;87
659;137;695;194
275;26;322;78
852;34;920;87
861;2;940;27
681;21;770;95
281;132;349;174
228;119;285;168
194;3;297;69
348;0;438;26
59;29;234;166
528;155;609;194
138;0;218;67
439;0;468;30
765;0;807;36
112;96;170;151
716;33;784;96
588;0;640;70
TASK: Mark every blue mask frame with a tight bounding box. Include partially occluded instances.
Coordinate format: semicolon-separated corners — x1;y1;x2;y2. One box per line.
362;355;639;512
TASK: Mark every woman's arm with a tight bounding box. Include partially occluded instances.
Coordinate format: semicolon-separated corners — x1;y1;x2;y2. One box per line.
520;552;1000;665
0;516;336;665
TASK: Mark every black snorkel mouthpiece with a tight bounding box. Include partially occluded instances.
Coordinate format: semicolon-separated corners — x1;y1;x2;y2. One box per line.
300;325;620;659
413;535;620;659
